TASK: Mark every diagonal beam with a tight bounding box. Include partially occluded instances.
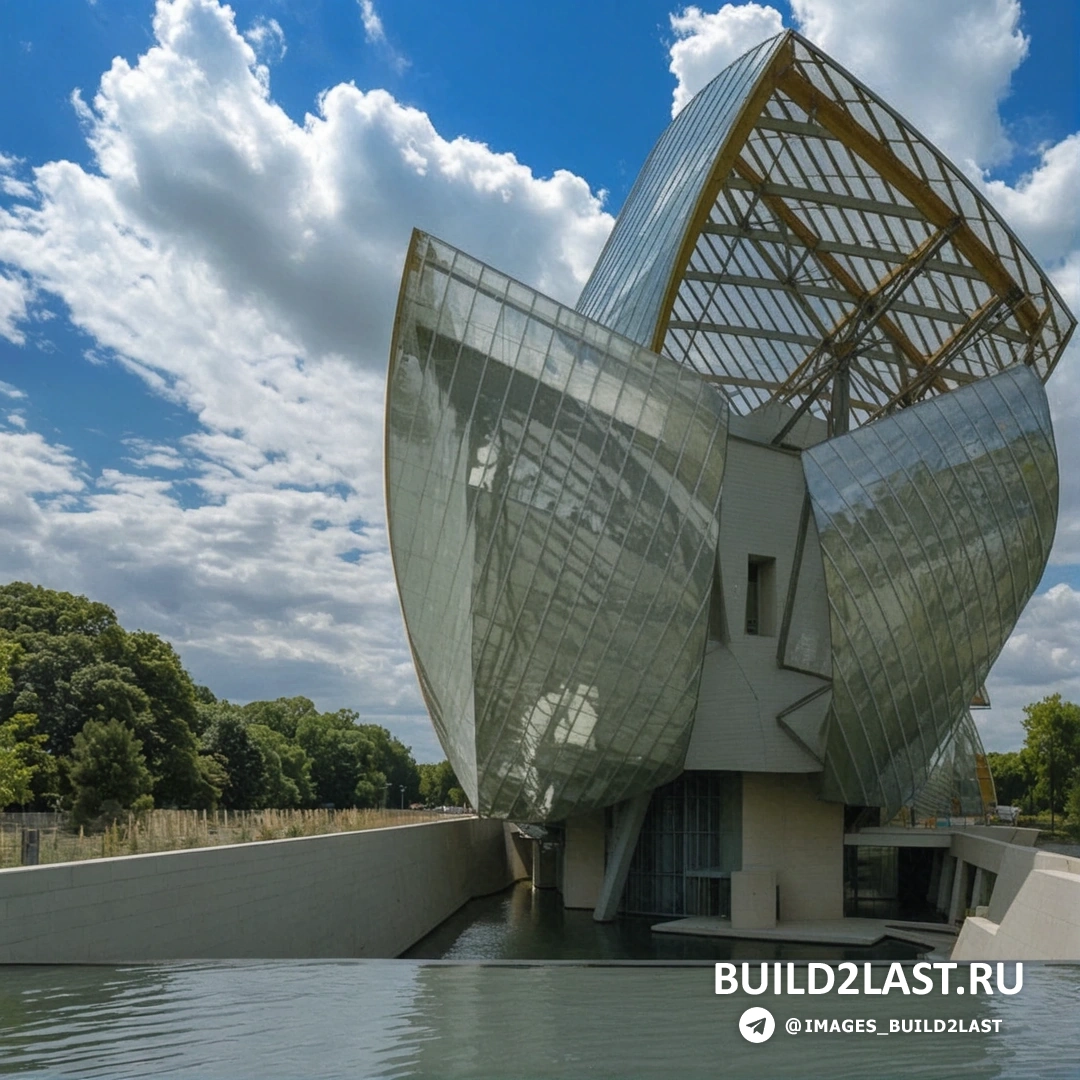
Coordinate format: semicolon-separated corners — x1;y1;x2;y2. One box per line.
649;35;797;353
777;218;961;404
866;294;1011;418
775;65;1041;334
732;158;936;393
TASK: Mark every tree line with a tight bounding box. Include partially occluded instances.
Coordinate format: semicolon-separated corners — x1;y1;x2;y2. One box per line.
0;582;463;824
986;693;1080;829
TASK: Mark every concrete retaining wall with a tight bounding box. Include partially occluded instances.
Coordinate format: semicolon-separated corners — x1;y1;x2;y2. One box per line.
953;866;1080;960
0;818;527;962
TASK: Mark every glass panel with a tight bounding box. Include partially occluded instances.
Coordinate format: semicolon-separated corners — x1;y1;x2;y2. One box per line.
387;232;730;820
623;771;742;917
803;365;1057;815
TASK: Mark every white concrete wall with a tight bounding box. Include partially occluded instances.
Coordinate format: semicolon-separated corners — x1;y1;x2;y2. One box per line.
686;437;830;773
953;867;1080;960
0;818;524;963
741;772;843;921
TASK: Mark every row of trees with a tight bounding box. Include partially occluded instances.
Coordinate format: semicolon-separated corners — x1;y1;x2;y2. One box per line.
986;694;1080;828
0;582;462;824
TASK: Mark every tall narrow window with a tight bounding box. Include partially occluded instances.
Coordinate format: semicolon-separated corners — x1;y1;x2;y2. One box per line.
745;555;776;636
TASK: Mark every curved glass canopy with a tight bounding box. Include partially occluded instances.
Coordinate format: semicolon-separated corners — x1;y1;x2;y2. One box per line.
578;31;1075;436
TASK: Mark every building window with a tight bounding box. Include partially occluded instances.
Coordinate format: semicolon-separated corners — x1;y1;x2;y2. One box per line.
622;771;742;918
745;555;776;636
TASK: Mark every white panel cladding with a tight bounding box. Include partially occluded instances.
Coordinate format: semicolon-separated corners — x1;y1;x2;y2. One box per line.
741;772;844;921
686;436;830;772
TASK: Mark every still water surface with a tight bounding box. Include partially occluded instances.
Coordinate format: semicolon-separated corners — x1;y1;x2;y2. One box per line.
2;961;1079;1079
1;885;1077;1078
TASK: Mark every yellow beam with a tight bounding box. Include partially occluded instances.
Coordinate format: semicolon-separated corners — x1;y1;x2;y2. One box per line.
649;34;796;354
775;66;1041;334
732;158;939;395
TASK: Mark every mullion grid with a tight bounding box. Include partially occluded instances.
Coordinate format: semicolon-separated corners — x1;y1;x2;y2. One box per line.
479;345;666;816
545;379;726;809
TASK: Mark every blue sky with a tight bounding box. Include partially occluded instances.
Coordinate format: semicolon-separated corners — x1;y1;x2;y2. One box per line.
0;0;1078;760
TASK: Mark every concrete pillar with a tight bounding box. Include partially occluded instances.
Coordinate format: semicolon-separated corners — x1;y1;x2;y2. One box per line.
731;868;777;930
741;773;843;921
532;840;558;889
593;791;651;922
562;810;606;910
936;854;955;915
948;858;968;924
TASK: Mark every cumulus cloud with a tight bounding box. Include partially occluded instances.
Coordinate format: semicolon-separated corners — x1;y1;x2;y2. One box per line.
669;3;784;116
0;0;611;759
983;584;1080;748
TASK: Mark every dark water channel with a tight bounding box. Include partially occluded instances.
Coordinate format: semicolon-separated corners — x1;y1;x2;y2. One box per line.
403;882;924;961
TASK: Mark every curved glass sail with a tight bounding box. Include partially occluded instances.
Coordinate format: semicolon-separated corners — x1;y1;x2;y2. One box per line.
386;231;730;821
575;33;786;347
578;31;1074;430
803;364;1057;813
911;711;996;821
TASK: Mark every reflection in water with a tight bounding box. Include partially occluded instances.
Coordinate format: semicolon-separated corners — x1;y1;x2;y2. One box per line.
0;961;1078;1078
402;882;923;961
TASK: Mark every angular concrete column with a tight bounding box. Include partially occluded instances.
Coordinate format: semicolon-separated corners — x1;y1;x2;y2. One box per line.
593;791;651;922
532;840;558;889
948;858;968;924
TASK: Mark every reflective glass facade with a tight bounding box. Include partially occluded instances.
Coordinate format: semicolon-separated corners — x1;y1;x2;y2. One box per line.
911;711;996;821
804;365;1057;813
386;32;1074;830
386;232;729;821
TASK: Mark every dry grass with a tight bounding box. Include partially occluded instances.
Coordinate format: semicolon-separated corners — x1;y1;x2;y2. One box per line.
0;807;456;868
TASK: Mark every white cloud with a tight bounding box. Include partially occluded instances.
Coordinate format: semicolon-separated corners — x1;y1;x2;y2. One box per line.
791;0;1028;170
0;0;611;759
0;272;31;344
358;0;407;72
243;16;286;63
668;0;1030;167
669;4;784;116
983;584;1080;749
359;0;386;45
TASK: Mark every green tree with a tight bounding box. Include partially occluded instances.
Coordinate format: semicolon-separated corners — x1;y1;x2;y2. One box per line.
201;711;269;809
1021;694;1080;816
68;718;154;824
0;584;205;809
295;710;384;808
358;724;420;806
247;724;314;808
985;750;1033;808
0;716;35;809
419;760;460;806
239;696;318;740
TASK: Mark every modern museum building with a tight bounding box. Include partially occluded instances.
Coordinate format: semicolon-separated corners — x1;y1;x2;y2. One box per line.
383;31;1075;930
